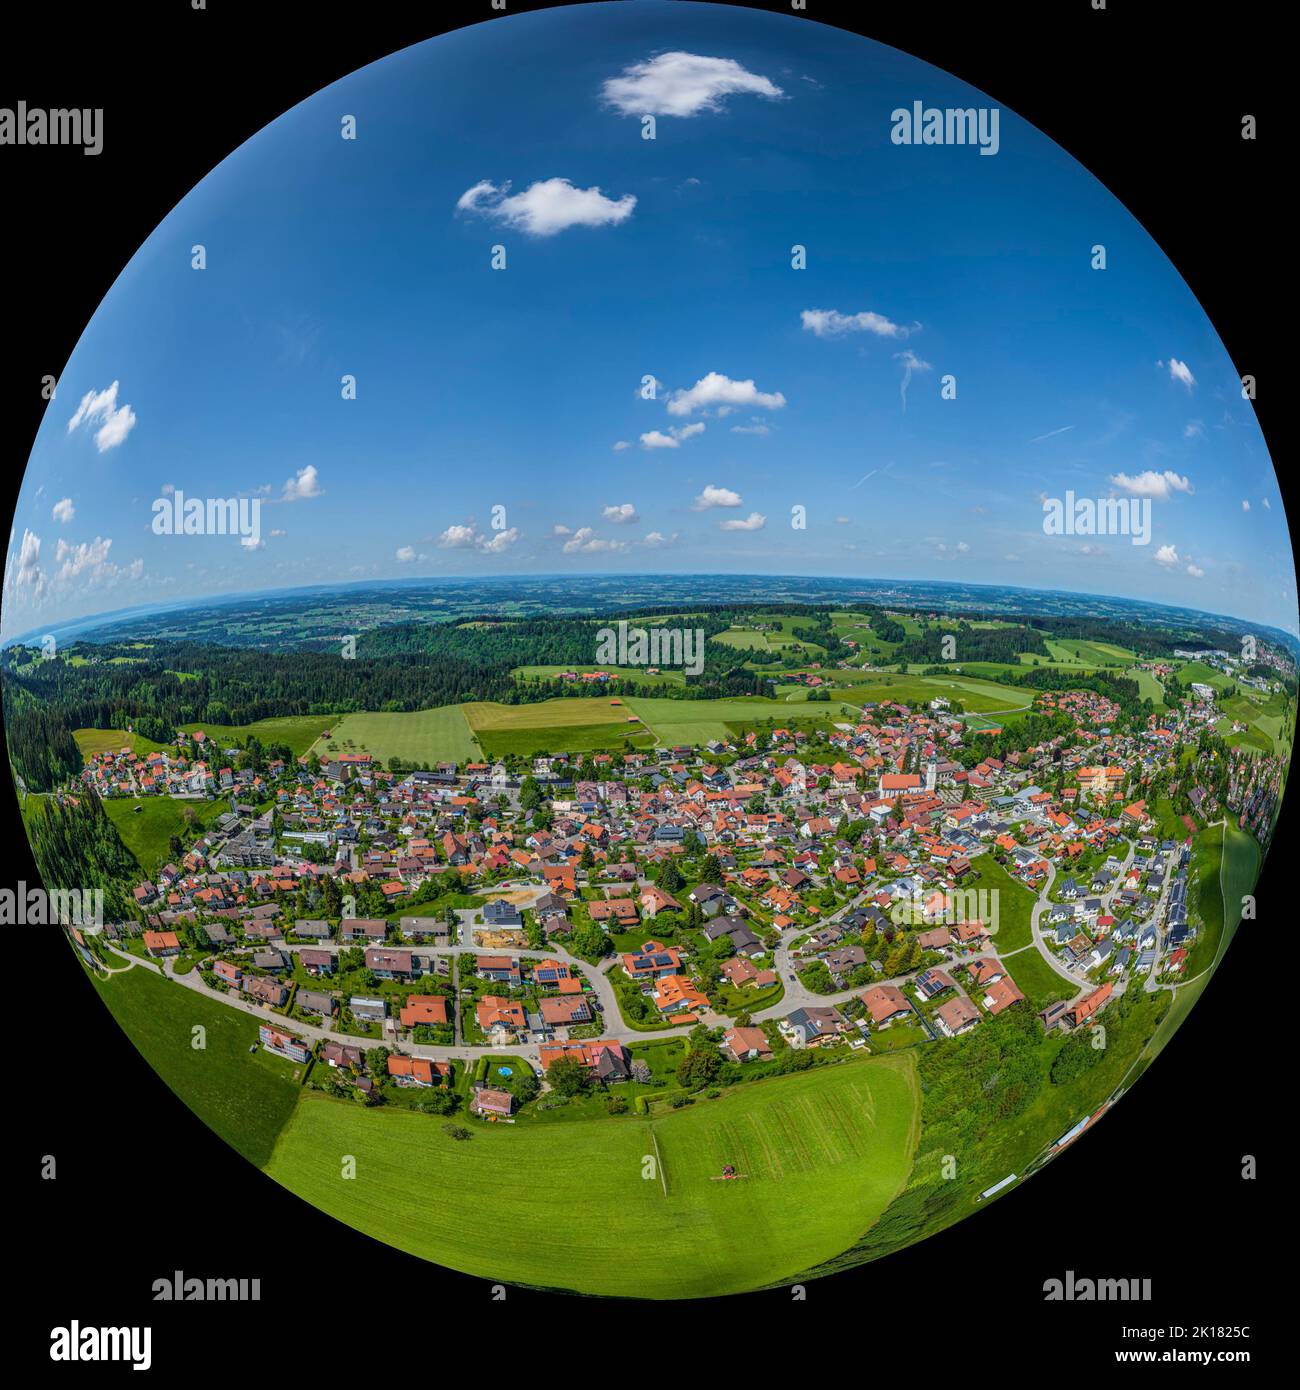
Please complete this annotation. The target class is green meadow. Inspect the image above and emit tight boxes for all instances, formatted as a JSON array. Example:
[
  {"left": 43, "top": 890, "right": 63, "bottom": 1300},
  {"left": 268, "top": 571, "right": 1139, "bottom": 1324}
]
[{"left": 266, "top": 1053, "right": 919, "bottom": 1298}]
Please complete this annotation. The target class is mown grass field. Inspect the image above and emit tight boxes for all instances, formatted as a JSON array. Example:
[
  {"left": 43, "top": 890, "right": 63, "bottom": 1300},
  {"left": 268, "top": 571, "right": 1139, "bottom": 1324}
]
[
  {"left": 181, "top": 715, "right": 337, "bottom": 757},
  {"left": 73, "top": 728, "right": 172, "bottom": 760},
  {"left": 103, "top": 796, "right": 232, "bottom": 875},
  {"left": 90, "top": 963, "right": 300, "bottom": 1167},
  {"left": 999, "top": 946, "right": 1074, "bottom": 1010},
  {"left": 466, "top": 697, "right": 656, "bottom": 757},
  {"left": 312, "top": 706, "right": 482, "bottom": 765},
  {"left": 266, "top": 1053, "right": 920, "bottom": 1298},
  {"left": 628, "top": 695, "right": 856, "bottom": 747},
  {"left": 968, "top": 854, "right": 1036, "bottom": 952},
  {"left": 817, "top": 672, "right": 1031, "bottom": 715},
  {"left": 1185, "top": 819, "right": 1260, "bottom": 981},
  {"left": 75, "top": 715, "right": 335, "bottom": 764}
]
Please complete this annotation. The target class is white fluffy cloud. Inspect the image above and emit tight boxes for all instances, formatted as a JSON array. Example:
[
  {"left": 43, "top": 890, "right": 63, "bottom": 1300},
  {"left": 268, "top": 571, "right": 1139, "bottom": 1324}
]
[
  {"left": 601, "top": 51, "right": 782, "bottom": 117},
  {"left": 282, "top": 465, "right": 322, "bottom": 501},
  {"left": 456, "top": 177, "right": 635, "bottom": 237},
  {"left": 395, "top": 545, "right": 417, "bottom": 562},
  {"left": 643, "top": 531, "right": 678, "bottom": 548},
  {"left": 51, "top": 497, "right": 75, "bottom": 524},
  {"left": 693, "top": 484, "right": 742, "bottom": 510},
  {"left": 562, "top": 527, "right": 625, "bottom": 555},
  {"left": 801, "top": 308, "right": 913, "bottom": 339},
  {"left": 639, "top": 422, "right": 704, "bottom": 449},
  {"left": 66, "top": 381, "right": 136, "bottom": 451},
  {"left": 1186, "top": 562, "right": 1205, "bottom": 578},
  {"left": 719, "top": 512, "right": 766, "bottom": 532},
  {"left": 1154, "top": 544, "right": 1180, "bottom": 568},
  {"left": 55, "top": 535, "right": 112, "bottom": 579},
  {"left": 1167, "top": 358, "right": 1195, "bottom": 389},
  {"left": 612, "top": 440, "right": 631, "bottom": 452},
  {"left": 602, "top": 503, "right": 639, "bottom": 524},
  {"left": 14, "top": 529, "right": 44, "bottom": 595},
  {"left": 1242, "top": 500, "right": 1251, "bottom": 512},
  {"left": 1109, "top": 469, "right": 1191, "bottom": 500},
  {"left": 436, "top": 523, "right": 520, "bottom": 554},
  {"left": 667, "top": 372, "right": 785, "bottom": 418},
  {"left": 4, "top": 528, "right": 144, "bottom": 607}
]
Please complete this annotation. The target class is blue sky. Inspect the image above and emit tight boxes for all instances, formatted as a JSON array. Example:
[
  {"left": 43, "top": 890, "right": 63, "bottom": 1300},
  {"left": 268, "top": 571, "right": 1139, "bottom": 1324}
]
[{"left": 4, "top": 0, "right": 1293, "bottom": 638}]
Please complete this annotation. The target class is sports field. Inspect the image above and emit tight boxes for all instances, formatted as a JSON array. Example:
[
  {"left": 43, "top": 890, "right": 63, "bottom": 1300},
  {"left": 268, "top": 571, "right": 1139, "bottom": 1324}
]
[
  {"left": 312, "top": 706, "right": 482, "bottom": 765},
  {"left": 266, "top": 1053, "right": 920, "bottom": 1298}
]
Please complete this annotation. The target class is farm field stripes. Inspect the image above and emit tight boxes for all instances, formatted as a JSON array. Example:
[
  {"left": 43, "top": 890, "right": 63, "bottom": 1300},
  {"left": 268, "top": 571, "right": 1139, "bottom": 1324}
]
[{"left": 265, "top": 1054, "right": 919, "bottom": 1298}]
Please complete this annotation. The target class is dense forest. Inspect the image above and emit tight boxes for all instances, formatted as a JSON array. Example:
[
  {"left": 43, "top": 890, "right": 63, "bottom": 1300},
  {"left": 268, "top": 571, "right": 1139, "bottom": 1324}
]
[{"left": 25, "top": 793, "right": 141, "bottom": 920}]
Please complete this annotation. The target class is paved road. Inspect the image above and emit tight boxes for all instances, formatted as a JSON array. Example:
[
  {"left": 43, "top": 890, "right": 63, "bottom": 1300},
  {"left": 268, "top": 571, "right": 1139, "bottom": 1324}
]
[{"left": 100, "top": 832, "right": 1198, "bottom": 1067}]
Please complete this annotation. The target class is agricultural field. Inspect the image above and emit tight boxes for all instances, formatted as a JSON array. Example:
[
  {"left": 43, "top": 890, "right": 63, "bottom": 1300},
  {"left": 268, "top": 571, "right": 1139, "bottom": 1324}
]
[
  {"left": 74, "top": 715, "right": 337, "bottom": 765},
  {"left": 1174, "top": 660, "right": 1235, "bottom": 691},
  {"left": 465, "top": 697, "right": 656, "bottom": 758},
  {"left": 90, "top": 964, "right": 300, "bottom": 1168},
  {"left": 1213, "top": 687, "right": 1290, "bottom": 754},
  {"left": 265, "top": 1052, "right": 919, "bottom": 1298},
  {"left": 840, "top": 672, "right": 1032, "bottom": 715},
  {"left": 772, "top": 671, "right": 1027, "bottom": 716},
  {"left": 103, "top": 796, "right": 232, "bottom": 875},
  {"left": 1040, "top": 637, "right": 1137, "bottom": 668},
  {"left": 1184, "top": 820, "right": 1260, "bottom": 982},
  {"left": 73, "top": 728, "right": 172, "bottom": 761},
  {"left": 711, "top": 614, "right": 825, "bottom": 656},
  {"left": 182, "top": 715, "right": 338, "bottom": 757},
  {"left": 628, "top": 695, "right": 856, "bottom": 747},
  {"left": 1127, "top": 666, "right": 1168, "bottom": 705},
  {"left": 827, "top": 611, "right": 902, "bottom": 659},
  {"left": 312, "top": 706, "right": 482, "bottom": 765}
]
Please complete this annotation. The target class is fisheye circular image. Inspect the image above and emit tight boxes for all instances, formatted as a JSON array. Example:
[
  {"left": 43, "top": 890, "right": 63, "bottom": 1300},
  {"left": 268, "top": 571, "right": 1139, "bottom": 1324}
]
[{"left": 3, "top": 2, "right": 1292, "bottom": 1299}]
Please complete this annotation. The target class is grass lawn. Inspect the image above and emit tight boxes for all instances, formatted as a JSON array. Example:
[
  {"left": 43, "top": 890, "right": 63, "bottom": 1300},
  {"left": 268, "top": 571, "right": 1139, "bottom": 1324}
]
[
  {"left": 780, "top": 672, "right": 1030, "bottom": 717},
  {"left": 265, "top": 1052, "right": 919, "bottom": 1298},
  {"left": 1000, "top": 947, "right": 1074, "bottom": 1011},
  {"left": 73, "top": 727, "right": 173, "bottom": 760},
  {"left": 103, "top": 796, "right": 232, "bottom": 875},
  {"left": 180, "top": 715, "right": 337, "bottom": 756},
  {"left": 1127, "top": 666, "right": 1168, "bottom": 706},
  {"left": 969, "top": 856, "right": 1035, "bottom": 952},
  {"left": 628, "top": 695, "right": 856, "bottom": 747},
  {"left": 464, "top": 697, "right": 656, "bottom": 758},
  {"left": 89, "top": 964, "right": 300, "bottom": 1167},
  {"left": 311, "top": 706, "right": 481, "bottom": 766},
  {"left": 1184, "top": 820, "right": 1260, "bottom": 982}
]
